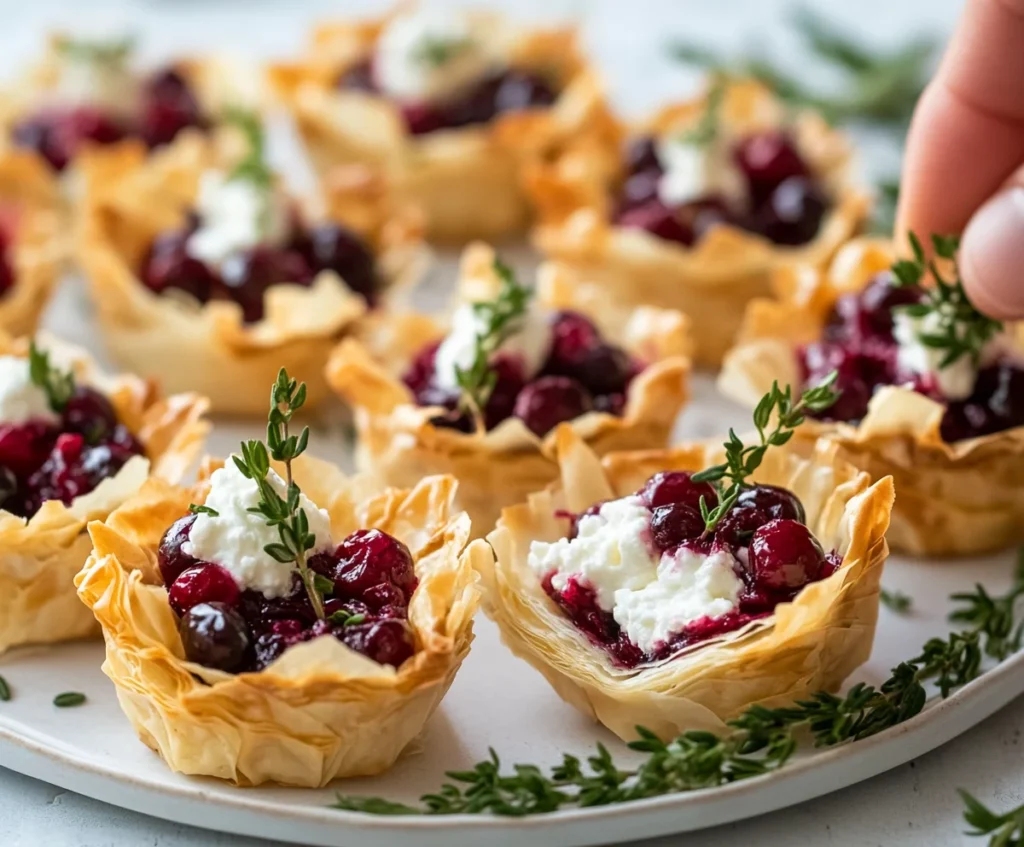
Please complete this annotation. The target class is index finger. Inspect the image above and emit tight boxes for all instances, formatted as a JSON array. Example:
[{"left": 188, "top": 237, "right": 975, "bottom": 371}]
[{"left": 895, "top": 0, "right": 1024, "bottom": 242}]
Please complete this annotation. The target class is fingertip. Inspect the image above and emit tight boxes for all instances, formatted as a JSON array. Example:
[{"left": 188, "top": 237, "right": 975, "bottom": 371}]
[{"left": 960, "top": 186, "right": 1024, "bottom": 320}]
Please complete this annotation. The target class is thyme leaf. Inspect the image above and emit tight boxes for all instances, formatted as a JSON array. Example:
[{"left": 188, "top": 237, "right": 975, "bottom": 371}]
[
  {"left": 961, "top": 791, "right": 1024, "bottom": 845},
  {"left": 0, "top": 675, "right": 10, "bottom": 702},
  {"left": 53, "top": 692, "right": 86, "bottom": 708},
  {"left": 880, "top": 588, "right": 912, "bottom": 614},
  {"left": 28, "top": 341, "right": 75, "bottom": 413},
  {"left": 412, "top": 36, "right": 473, "bottom": 67},
  {"left": 188, "top": 504, "right": 219, "bottom": 517},
  {"left": 680, "top": 78, "right": 726, "bottom": 146}
]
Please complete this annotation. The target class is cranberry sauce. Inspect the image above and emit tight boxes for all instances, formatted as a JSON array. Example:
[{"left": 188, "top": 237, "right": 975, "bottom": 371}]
[
  {"left": 140, "top": 215, "right": 379, "bottom": 324},
  {"left": 161, "top": 518, "right": 418, "bottom": 673},
  {"left": 798, "top": 271, "right": 1024, "bottom": 441},
  {"left": 0, "top": 226, "right": 16, "bottom": 299},
  {"left": 612, "top": 131, "right": 829, "bottom": 248},
  {"left": 338, "top": 59, "right": 557, "bottom": 136},
  {"left": 543, "top": 472, "right": 836, "bottom": 668},
  {"left": 0, "top": 387, "right": 145, "bottom": 518},
  {"left": 401, "top": 310, "right": 638, "bottom": 436},
  {"left": 12, "top": 67, "right": 208, "bottom": 172}
]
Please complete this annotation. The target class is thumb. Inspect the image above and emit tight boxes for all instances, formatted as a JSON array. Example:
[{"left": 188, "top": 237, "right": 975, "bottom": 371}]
[{"left": 961, "top": 183, "right": 1024, "bottom": 320}]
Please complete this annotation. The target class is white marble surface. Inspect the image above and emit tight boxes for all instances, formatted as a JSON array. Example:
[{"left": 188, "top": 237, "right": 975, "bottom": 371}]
[{"left": 3, "top": 1, "right": 1019, "bottom": 845}]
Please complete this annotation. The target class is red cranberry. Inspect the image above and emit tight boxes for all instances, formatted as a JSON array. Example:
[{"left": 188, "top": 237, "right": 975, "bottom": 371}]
[
  {"left": 341, "top": 619, "right": 415, "bottom": 667},
  {"left": 269, "top": 619, "right": 305, "bottom": 637},
  {"left": 566, "top": 343, "right": 633, "bottom": 397},
  {"left": 0, "top": 421, "right": 57, "bottom": 477},
  {"left": 218, "top": 246, "right": 313, "bottom": 323},
  {"left": 179, "top": 602, "right": 251, "bottom": 672},
  {"left": 749, "top": 519, "right": 825, "bottom": 591},
  {"left": 168, "top": 563, "right": 240, "bottom": 616},
  {"left": 402, "top": 340, "right": 442, "bottom": 397},
  {"left": 12, "top": 107, "right": 126, "bottom": 172},
  {"left": 941, "top": 361, "right": 1024, "bottom": 441},
  {"left": 750, "top": 176, "right": 828, "bottom": 246},
  {"left": 142, "top": 230, "right": 217, "bottom": 302},
  {"left": 332, "top": 529, "right": 417, "bottom": 604},
  {"left": 545, "top": 574, "right": 645, "bottom": 667},
  {"left": 650, "top": 503, "right": 704, "bottom": 552},
  {"left": 0, "top": 246, "right": 14, "bottom": 299},
  {"left": 546, "top": 310, "right": 600, "bottom": 372},
  {"left": 734, "top": 132, "right": 808, "bottom": 204},
  {"left": 401, "top": 102, "right": 448, "bottom": 135},
  {"left": 293, "top": 222, "right": 378, "bottom": 303},
  {"left": 593, "top": 392, "right": 626, "bottom": 416},
  {"left": 641, "top": 471, "right": 717, "bottom": 511},
  {"left": 61, "top": 386, "right": 118, "bottom": 442},
  {"left": 361, "top": 582, "right": 407, "bottom": 612},
  {"left": 139, "top": 68, "right": 206, "bottom": 148},
  {"left": 800, "top": 342, "right": 875, "bottom": 423},
  {"left": 513, "top": 375, "right": 593, "bottom": 437},
  {"left": 714, "top": 506, "right": 771, "bottom": 550},
  {"left": 858, "top": 274, "right": 924, "bottom": 338},
  {"left": 237, "top": 582, "right": 316, "bottom": 635},
  {"left": 623, "top": 136, "right": 661, "bottom": 175},
  {"left": 482, "top": 355, "right": 526, "bottom": 430},
  {"left": 616, "top": 199, "right": 696, "bottom": 246},
  {"left": 675, "top": 196, "right": 737, "bottom": 242},
  {"left": 735, "top": 484, "right": 805, "bottom": 523},
  {"left": 252, "top": 632, "right": 286, "bottom": 669},
  {"left": 158, "top": 514, "right": 200, "bottom": 585}
]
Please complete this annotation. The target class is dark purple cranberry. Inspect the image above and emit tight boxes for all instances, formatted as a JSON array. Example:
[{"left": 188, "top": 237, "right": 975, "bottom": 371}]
[
  {"left": 402, "top": 340, "right": 442, "bottom": 397},
  {"left": 337, "top": 59, "right": 378, "bottom": 93},
  {"left": 616, "top": 199, "right": 695, "bottom": 246},
  {"left": 734, "top": 131, "right": 808, "bottom": 204},
  {"left": 158, "top": 514, "right": 200, "bottom": 585},
  {"left": 0, "top": 421, "right": 56, "bottom": 477},
  {"left": 800, "top": 342, "right": 875, "bottom": 423},
  {"left": 294, "top": 222, "right": 378, "bottom": 303},
  {"left": 714, "top": 506, "right": 771, "bottom": 551},
  {"left": 218, "top": 246, "right": 313, "bottom": 323},
  {"left": 592, "top": 392, "right": 626, "bottom": 416},
  {"left": 735, "top": 484, "right": 805, "bottom": 523},
  {"left": 61, "top": 386, "right": 118, "bottom": 443},
  {"left": 332, "top": 528, "right": 417, "bottom": 603},
  {"left": 179, "top": 602, "right": 250, "bottom": 672},
  {"left": 513, "top": 375, "right": 593, "bottom": 437},
  {"left": 828, "top": 272, "right": 925, "bottom": 342},
  {"left": 238, "top": 583, "right": 317, "bottom": 635},
  {"left": 641, "top": 470, "right": 717, "bottom": 511},
  {"left": 650, "top": 503, "right": 704, "bottom": 552},
  {"left": 341, "top": 619, "right": 416, "bottom": 667},
  {"left": 13, "top": 106, "right": 127, "bottom": 172},
  {"left": 544, "top": 574, "right": 645, "bottom": 667},
  {"left": 545, "top": 311, "right": 600, "bottom": 373},
  {"left": 270, "top": 619, "right": 305, "bottom": 637},
  {"left": 401, "top": 102, "right": 448, "bottom": 135},
  {"left": 623, "top": 136, "right": 661, "bottom": 175},
  {"left": 482, "top": 355, "right": 526, "bottom": 430},
  {"left": 361, "top": 582, "right": 407, "bottom": 612},
  {"left": 618, "top": 171, "right": 661, "bottom": 210},
  {"left": 941, "top": 361, "right": 1024, "bottom": 441},
  {"left": 139, "top": 67, "right": 206, "bottom": 148},
  {"left": 252, "top": 632, "right": 286, "bottom": 669},
  {"left": 323, "top": 598, "right": 371, "bottom": 621},
  {"left": 168, "top": 563, "right": 240, "bottom": 616},
  {"left": 749, "top": 519, "right": 825, "bottom": 591},
  {"left": 0, "top": 235, "right": 14, "bottom": 299},
  {"left": 142, "top": 230, "right": 217, "bottom": 302},
  {"left": 445, "top": 69, "right": 556, "bottom": 128},
  {"left": 750, "top": 176, "right": 828, "bottom": 246},
  {"left": 566, "top": 343, "right": 633, "bottom": 397},
  {"left": 675, "top": 196, "right": 737, "bottom": 242}
]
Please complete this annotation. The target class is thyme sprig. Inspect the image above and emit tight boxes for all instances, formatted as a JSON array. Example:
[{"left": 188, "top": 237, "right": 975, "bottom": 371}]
[
  {"left": 680, "top": 77, "right": 726, "bottom": 146},
  {"left": 892, "top": 233, "right": 1004, "bottom": 370},
  {"left": 690, "top": 372, "right": 841, "bottom": 533},
  {"left": 223, "top": 107, "right": 272, "bottom": 190},
  {"left": 333, "top": 558, "right": 1024, "bottom": 816},
  {"left": 961, "top": 791, "right": 1024, "bottom": 846},
  {"left": 28, "top": 341, "right": 75, "bottom": 413},
  {"left": 54, "top": 34, "right": 135, "bottom": 65},
  {"left": 412, "top": 36, "right": 473, "bottom": 67},
  {"left": 880, "top": 587, "right": 912, "bottom": 614},
  {"left": 233, "top": 368, "right": 324, "bottom": 619},
  {"left": 454, "top": 259, "right": 532, "bottom": 431}
]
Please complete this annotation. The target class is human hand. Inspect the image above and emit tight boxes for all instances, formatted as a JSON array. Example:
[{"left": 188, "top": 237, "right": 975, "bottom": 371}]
[{"left": 896, "top": 0, "right": 1024, "bottom": 319}]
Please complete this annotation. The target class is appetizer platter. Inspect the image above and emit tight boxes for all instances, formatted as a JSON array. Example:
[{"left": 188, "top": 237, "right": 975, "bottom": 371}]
[{"left": 0, "top": 3, "right": 1021, "bottom": 846}]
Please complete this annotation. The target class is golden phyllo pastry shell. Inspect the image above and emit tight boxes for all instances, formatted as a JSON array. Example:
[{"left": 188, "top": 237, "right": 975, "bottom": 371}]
[
  {"left": 720, "top": 237, "right": 1024, "bottom": 556},
  {"left": 527, "top": 78, "right": 871, "bottom": 367},
  {"left": 76, "top": 456, "right": 486, "bottom": 787},
  {"left": 326, "top": 242, "right": 692, "bottom": 537},
  {"left": 479, "top": 427, "right": 893, "bottom": 741},
  {"left": 76, "top": 128, "right": 426, "bottom": 416},
  {"left": 269, "top": 8, "right": 617, "bottom": 242},
  {"left": 0, "top": 333, "right": 208, "bottom": 654},
  {"left": 0, "top": 150, "right": 65, "bottom": 336}
]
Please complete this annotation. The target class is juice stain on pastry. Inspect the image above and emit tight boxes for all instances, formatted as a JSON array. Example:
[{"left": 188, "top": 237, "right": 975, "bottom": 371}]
[
  {"left": 0, "top": 344, "right": 145, "bottom": 518},
  {"left": 337, "top": 6, "right": 557, "bottom": 135},
  {"left": 10, "top": 35, "right": 208, "bottom": 171}
]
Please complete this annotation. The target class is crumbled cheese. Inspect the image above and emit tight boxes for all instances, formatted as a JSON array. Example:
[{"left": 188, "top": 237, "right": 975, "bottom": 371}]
[
  {"left": 432, "top": 302, "right": 554, "bottom": 392},
  {"left": 185, "top": 171, "right": 290, "bottom": 268},
  {"left": 0, "top": 356, "right": 58, "bottom": 425},
  {"left": 183, "top": 460, "right": 333, "bottom": 599},
  {"left": 530, "top": 494, "right": 744, "bottom": 654},
  {"left": 375, "top": 8, "right": 496, "bottom": 103},
  {"left": 656, "top": 134, "right": 747, "bottom": 209}
]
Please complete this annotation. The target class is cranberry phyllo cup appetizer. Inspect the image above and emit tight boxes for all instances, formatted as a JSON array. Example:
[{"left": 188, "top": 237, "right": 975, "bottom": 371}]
[
  {"left": 0, "top": 149, "right": 65, "bottom": 336},
  {"left": 327, "top": 244, "right": 692, "bottom": 536},
  {"left": 0, "top": 335, "right": 208, "bottom": 655},
  {"left": 0, "top": 32, "right": 254, "bottom": 176},
  {"left": 76, "top": 370, "right": 484, "bottom": 787},
  {"left": 527, "top": 78, "right": 871, "bottom": 367},
  {"left": 269, "top": 4, "right": 615, "bottom": 242},
  {"left": 479, "top": 378, "right": 894, "bottom": 741},
  {"left": 77, "top": 110, "right": 425, "bottom": 416},
  {"left": 720, "top": 236, "right": 1024, "bottom": 556}
]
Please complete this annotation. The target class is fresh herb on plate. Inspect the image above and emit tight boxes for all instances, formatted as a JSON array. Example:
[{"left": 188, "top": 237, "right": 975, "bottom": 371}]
[
  {"left": 454, "top": 259, "right": 533, "bottom": 432},
  {"left": 893, "top": 233, "right": 1004, "bottom": 370},
  {"left": 691, "top": 372, "right": 841, "bottom": 533},
  {"left": 960, "top": 790, "right": 1024, "bottom": 846},
  {"left": 28, "top": 341, "right": 75, "bottom": 413},
  {"left": 880, "top": 587, "right": 912, "bottom": 614},
  {"left": 53, "top": 692, "right": 86, "bottom": 708},
  {"left": 332, "top": 555, "right": 1024, "bottom": 816},
  {"left": 0, "top": 675, "right": 10, "bottom": 702}
]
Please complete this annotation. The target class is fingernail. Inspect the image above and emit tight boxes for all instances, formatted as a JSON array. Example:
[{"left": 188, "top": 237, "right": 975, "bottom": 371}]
[{"left": 961, "top": 186, "right": 1024, "bottom": 320}]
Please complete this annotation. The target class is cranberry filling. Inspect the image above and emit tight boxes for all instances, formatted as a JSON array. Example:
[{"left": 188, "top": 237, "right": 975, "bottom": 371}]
[
  {"left": 338, "top": 59, "right": 557, "bottom": 136},
  {"left": 543, "top": 476, "right": 837, "bottom": 668},
  {"left": 798, "top": 271, "right": 1024, "bottom": 441},
  {"left": 11, "top": 65, "right": 208, "bottom": 172},
  {"left": 139, "top": 216, "right": 380, "bottom": 324},
  {"left": 0, "top": 228, "right": 15, "bottom": 300},
  {"left": 401, "top": 310, "right": 640, "bottom": 436},
  {"left": 611, "top": 131, "right": 829, "bottom": 248},
  {"left": 0, "top": 385, "right": 145, "bottom": 518},
  {"left": 162, "top": 521, "right": 419, "bottom": 673}
]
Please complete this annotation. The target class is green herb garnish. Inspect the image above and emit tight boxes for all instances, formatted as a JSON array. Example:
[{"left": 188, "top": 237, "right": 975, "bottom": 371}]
[
  {"left": 223, "top": 107, "right": 272, "bottom": 190},
  {"left": 188, "top": 504, "right": 219, "bottom": 517},
  {"left": 454, "top": 259, "right": 533, "bottom": 432},
  {"left": 0, "top": 675, "right": 10, "bottom": 702},
  {"left": 961, "top": 790, "right": 1024, "bottom": 845},
  {"left": 412, "top": 36, "right": 473, "bottom": 67},
  {"left": 880, "top": 587, "right": 912, "bottom": 614},
  {"left": 333, "top": 557, "right": 1024, "bottom": 816},
  {"left": 28, "top": 341, "right": 75, "bottom": 413},
  {"left": 53, "top": 34, "right": 134, "bottom": 65},
  {"left": 233, "top": 368, "right": 324, "bottom": 620},
  {"left": 328, "top": 610, "right": 367, "bottom": 627},
  {"left": 680, "top": 77, "right": 726, "bottom": 146},
  {"left": 892, "top": 233, "right": 1004, "bottom": 370},
  {"left": 691, "top": 372, "right": 841, "bottom": 533},
  {"left": 53, "top": 692, "right": 86, "bottom": 708}
]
